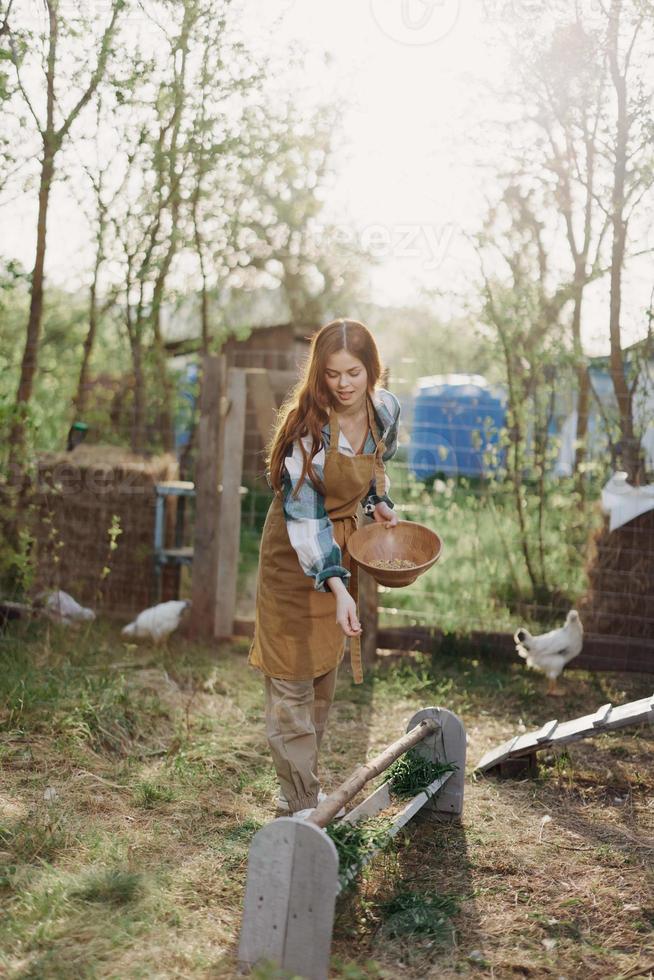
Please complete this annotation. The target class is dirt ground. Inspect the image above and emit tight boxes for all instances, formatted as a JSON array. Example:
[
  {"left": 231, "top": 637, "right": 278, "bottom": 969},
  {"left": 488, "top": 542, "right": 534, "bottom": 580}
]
[{"left": 1, "top": 623, "right": 653, "bottom": 979}]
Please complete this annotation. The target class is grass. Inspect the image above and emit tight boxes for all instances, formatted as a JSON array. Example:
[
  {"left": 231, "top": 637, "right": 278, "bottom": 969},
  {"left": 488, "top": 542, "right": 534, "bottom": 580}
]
[
  {"left": 71, "top": 869, "right": 142, "bottom": 905},
  {"left": 378, "top": 889, "right": 459, "bottom": 943},
  {"left": 133, "top": 782, "right": 174, "bottom": 809},
  {"left": 0, "top": 618, "right": 653, "bottom": 978}
]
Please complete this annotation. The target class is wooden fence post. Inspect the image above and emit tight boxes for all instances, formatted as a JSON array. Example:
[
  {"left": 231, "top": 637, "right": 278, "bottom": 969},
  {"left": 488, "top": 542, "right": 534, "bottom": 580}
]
[
  {"left": 214, "top": 367, "right": 247, "bottom": 639},
  {"left": 245, "top": 366, "right": 278, "bottom": 445},
  {"left": 189, "top": 355, "right": 226, "bottom": 638}
]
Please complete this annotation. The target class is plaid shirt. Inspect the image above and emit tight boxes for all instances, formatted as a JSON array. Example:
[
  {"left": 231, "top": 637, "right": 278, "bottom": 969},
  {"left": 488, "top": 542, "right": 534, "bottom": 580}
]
[{"left": 277, "top": 388, "right": 401, "bottom": 592}]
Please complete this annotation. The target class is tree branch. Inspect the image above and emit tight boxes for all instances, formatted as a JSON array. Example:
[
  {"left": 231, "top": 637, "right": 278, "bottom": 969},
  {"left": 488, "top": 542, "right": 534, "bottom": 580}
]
[{"left": 56, "top": 0, "right": 124, "bottom": 143}]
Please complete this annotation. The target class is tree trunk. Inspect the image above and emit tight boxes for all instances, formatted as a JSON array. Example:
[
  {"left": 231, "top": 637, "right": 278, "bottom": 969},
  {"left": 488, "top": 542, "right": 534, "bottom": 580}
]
[
  {"left": 130, "top": 340, "right": 146, "bottom": 455},
  {"left": 607, "top": 0, "right": 643, "bottom": 484},
  {"left": 73, "top": 265, "right": 100, "bottom": 419},
  {"left": 152, "top": 305, "right": 175, "bottom": 454},
  {"left": 7, "top": 139, "right": 56, "bottom": 488},
  {"left": 570, "top": 282, "right": 590, "bottom": 496},
  {"left": 125, "top": 276, "right": 147, "bottom": 455}
]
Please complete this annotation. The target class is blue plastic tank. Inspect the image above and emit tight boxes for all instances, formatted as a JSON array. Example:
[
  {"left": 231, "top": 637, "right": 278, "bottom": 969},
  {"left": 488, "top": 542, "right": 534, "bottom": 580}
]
[{"left": 409, "top": 374, "right": 507, "bottom": 480}]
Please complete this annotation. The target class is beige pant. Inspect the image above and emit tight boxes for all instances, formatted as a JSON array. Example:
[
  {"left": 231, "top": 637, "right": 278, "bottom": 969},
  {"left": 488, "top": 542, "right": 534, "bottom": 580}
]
[{"left": 264, "top": 668, "right": 338, "bottom": 812}]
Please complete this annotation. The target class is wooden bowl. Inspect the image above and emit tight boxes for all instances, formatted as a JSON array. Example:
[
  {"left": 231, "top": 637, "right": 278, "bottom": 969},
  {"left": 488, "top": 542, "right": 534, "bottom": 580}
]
[{"left": 347, "top": 520, "right": 442, "bottom": 588}]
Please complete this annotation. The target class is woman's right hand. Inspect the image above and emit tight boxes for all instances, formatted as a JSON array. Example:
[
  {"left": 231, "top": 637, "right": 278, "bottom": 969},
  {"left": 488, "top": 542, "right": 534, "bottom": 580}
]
[{"left": 335, "top": 590, "right": 362, "bottom": 638}]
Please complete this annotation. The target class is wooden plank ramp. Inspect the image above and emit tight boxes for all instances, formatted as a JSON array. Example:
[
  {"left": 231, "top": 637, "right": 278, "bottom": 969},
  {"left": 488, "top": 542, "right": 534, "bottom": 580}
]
[{"left": 475, "top": 693, "right": 654, "bottom": 776}]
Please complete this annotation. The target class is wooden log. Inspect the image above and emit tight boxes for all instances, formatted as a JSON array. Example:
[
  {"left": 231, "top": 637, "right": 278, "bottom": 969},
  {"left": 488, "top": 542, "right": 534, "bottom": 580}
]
[
  {"left": 189, "top": 355, "right": 226, "bottom": 638},
  {"left": 308, "top": 717, "right": 439, "bottom": 828},
  {"left": 214, "top": 368, "right": 247, "bottom": 639}
]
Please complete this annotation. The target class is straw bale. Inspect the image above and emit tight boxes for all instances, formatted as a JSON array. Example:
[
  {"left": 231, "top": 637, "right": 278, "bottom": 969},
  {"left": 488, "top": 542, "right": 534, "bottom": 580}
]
[
  {"left": 32, "top": 445, "right": 178, "bottom": 615},
  {"left": 580, "top": 509, "right": 654, "bottom": 641}
]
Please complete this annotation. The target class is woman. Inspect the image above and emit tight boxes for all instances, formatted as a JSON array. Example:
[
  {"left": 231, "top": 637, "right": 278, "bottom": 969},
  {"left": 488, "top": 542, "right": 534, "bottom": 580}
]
[{"left": 248, "top": 319, "right": 401, "bottom": 817}]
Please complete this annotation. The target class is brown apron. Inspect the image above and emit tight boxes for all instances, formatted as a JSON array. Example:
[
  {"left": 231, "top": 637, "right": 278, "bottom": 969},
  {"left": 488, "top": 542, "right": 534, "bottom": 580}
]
[{"left": 248, "top": 394, "right": 387, "bottom": 684}]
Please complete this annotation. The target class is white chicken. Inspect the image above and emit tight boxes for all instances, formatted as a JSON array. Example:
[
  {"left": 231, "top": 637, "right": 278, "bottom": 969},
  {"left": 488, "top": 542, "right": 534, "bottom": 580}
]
[
  {"left": 514, "top": 610, "right": 583, "bottom": 696},
  {"left": 121, "top": 599, "right": 190, "bottom": 644},
  {"left": 44, "top": 590, "right": 95, "bottom": 625}
]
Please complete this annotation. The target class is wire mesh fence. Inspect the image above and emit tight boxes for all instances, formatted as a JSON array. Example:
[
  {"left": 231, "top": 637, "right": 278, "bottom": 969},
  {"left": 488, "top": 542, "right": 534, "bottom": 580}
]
[
  {"left": 232, "top": 363, "right": 654, "bottom": 650},
  {"left": 19, "top": 346, "right": 653, "bottom": 653}
]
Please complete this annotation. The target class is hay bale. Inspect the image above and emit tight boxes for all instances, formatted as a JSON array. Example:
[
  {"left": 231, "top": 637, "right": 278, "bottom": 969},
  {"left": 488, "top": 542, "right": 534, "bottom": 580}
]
[
  {"left": 32, "top": 445, "right": 178, "bottom": 616},
  {"left": 580, "top": 509, "right": 654, "bottom": 640}
]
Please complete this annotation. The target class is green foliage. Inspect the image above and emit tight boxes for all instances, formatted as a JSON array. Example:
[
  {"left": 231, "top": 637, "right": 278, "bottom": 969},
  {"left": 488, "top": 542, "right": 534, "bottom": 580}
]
[
  {"left": 326, "top": 818, "right": 393, "bottom": 891},
  {"left": 59, "top": 674, "right": 138, "bottom": 754},
  {"left": 385, "top": 749, "right": 457, "bottom": 799},
  {"left": 0, "top": 272, "right": 129, "bottom": 458},
  {"left": 94, "top": 513, "right": 123, "bottom": 607},
  {"left": 380, "top": 310, "right": 496, "bottom": 387}
]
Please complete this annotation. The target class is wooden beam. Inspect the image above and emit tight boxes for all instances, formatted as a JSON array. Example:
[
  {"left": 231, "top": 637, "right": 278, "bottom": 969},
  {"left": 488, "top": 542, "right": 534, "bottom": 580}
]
[
  {"left": 375, "top": 626, "right": 654, "bottom": 674},
  {"left": 189, "top": 355, "right": 225, "bottom": 638},
  {"left": 229, "top": 619, "right": 654, "bottom": 674},
  {"left": 245, "top": 367, "right": 278, "bottom": 445},
  {"left": 266, "top": 368, "right": 300, "bottom": 393},
  {"left": 214, "top": 368, "right": 247, "bottom": 640}
]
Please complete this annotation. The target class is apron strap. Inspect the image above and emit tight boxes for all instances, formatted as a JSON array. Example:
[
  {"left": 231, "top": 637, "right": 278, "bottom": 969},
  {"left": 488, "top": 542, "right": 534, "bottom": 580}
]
[
  {"left": 366, "top": 395, "right": 387, "bottom": 499},
  {"left": 349, "top": 556, "right": 364, "bottom": 684}
]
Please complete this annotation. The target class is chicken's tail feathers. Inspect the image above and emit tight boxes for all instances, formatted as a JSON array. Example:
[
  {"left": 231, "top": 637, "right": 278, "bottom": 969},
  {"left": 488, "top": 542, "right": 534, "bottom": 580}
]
[{"left": 514, "top": 627, "right": 531, "bottom": 645}]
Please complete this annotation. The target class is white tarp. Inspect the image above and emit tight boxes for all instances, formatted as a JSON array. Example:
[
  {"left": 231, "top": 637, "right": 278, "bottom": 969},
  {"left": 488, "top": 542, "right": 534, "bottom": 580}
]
[{"left": 601, "top": 471, "right": 654, "bottom": 532}]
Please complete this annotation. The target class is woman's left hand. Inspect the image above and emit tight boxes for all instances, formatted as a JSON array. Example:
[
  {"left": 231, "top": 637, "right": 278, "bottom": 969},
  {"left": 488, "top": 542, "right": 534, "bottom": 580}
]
[{"left": 372, "top": 501, "right": 398, "bottom": 528}]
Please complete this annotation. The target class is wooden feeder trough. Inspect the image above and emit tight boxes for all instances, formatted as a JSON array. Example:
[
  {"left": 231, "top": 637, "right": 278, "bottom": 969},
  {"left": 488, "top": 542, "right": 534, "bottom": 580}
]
[
  {"left": 238, "top": 706, "right": 466, "bottom": 980},
  {"left": 347, "top": 519, "right": 442, "bottom": 587}
]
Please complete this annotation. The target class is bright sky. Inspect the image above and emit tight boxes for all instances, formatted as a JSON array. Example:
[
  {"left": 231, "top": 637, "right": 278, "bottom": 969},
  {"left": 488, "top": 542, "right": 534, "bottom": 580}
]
[
  {"left": 2, "top": 0, "right": 652, "bottom": 356},
  {"left": 244, "top": 0, "right": 505, "bottom": 312}
]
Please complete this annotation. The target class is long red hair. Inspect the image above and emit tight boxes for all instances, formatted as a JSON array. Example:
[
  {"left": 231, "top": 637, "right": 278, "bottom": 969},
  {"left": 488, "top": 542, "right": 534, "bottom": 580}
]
[{"left": 267, "top": 319, "right": 383, "bottom": 497}]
